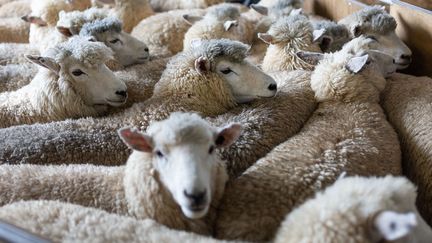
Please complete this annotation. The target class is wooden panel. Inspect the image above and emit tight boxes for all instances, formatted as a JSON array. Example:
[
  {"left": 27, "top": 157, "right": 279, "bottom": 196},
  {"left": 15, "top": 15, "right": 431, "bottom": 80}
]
[
  {"left": 390, "top": 1, "right": 432, "bottom": 77},
  {"left": 304, "top": 0, "right": 368, "bottom": 20},
  {"left": 401, "top": 0, "right": 432, "bottom": 11}
]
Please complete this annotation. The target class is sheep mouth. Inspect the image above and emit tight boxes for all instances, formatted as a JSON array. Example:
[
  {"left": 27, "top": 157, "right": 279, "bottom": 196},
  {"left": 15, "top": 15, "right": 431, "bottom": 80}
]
[
  {"left": 187, "top": 205, "right": 207, "bottom": 212},
  {"left": 394, "top": 62, "right": 410, "bottom": 69},
  {"left": 106, "top": 99, "right": 127, "bottom": 106}
]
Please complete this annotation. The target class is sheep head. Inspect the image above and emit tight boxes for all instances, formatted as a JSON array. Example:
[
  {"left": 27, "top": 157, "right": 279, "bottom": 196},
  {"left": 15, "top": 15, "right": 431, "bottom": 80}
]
[
  {"left": 26, "top": 36, "right": 127, "bottom": 109},
  {"left": 300, "top": 36, "right": 397, "bottom": 103},
  {"left": 338, "top": 5, "right": 412, "bottom": 69},
  {"left": 119, "top": 112, "right": 241, "bottom": 219}
]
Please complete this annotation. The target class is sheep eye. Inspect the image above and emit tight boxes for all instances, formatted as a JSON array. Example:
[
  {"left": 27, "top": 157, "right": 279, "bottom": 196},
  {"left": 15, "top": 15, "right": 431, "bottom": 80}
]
[
  {"left": 110, "top": 39, "right": 121, "bottom": 44},
  {"left": 367, "top": 35, "right": 378, "bottom": 42},
  {"left": 208, "top": 145, "right": 215, "bottom": 154},
  {"left": 221, "top": 68, "right": 232, "bottom": 74},
  {"left": 155, "top": 150, "right": 164, "bottom": 158},
  {"left": 72, "top": 69, "right": 85, "bottom": 76}
]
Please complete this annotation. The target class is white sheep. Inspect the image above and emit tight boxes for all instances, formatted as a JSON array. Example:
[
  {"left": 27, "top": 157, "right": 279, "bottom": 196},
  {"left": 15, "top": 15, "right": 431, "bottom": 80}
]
[
  {"left": 183, "top": 4, "right": 255, "bottom": 49},
  {"left": 0, "top": 112, "right": 242, "bottom": 235},
  {"left": 275, "top": 175, "right": 432, "bottom": 243},
  {"left": 338, "top": 5, "right": 412, "bottom": 69},
  {"left": 131, "top": 8, "right": 207, "bottom": 57},
  {"left": 382, "top": 73, "right": 432, "bottom": 227},
  {"left": 149, "top": 0, "right": 223, "bottom": 12},
  {"left": 91, "top": 0, "right": 154, "bottom": 33},
  {"left": 0, "top": 39, "right": 276, "bottom": 166},
  {"left": 0, "top": 17, "right": 30, "bottom": 43},
  {"left": 259, "top": 14, "right": 322, "bottom": 72},
  {"left": 0, "top": 36, "right": 127, "bottom": 128},
  {"left": 214, "top": 37, "right": 402, "bottom": 241}
]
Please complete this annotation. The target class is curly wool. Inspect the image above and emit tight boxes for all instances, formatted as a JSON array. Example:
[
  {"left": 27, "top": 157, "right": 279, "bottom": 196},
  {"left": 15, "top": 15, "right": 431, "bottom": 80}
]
[
  {"left": 261, "top": 14, "right": 321, "bottom": 72},
  {"left": 339, "top": 6, "right": 397, "bottom": 35},
  {"left": 48, "top": 36, "right": 114, "bottom": 68},
  {"left": 80, "top": 17, "right": 122, "bottom": 36},
  {"left": 206, "top": 4, "right": 240, "bottom": 20},
  {"left": 57, "top": 7, "right": 109, "bottom": 35}
]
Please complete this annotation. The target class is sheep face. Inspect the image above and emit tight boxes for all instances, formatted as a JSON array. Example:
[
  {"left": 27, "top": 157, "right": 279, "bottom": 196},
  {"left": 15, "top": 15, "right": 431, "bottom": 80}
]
[
  {"left": 361, "top": 32, "right": 412, "bottom": 70},
  {"left": 119, "top": 113, "right": 241, "bottom": 219},
  {"left": 26, "top": 54, "right": 127, "bottom": 107},
  {"left": 64, "top": 60, "right": 127, "bottom": 107},
  {"left": 213, "top": 59, "right": 277, "bottom": 103},
  {"left": 93, "top": 30, "right": 150, "bottom": 67}
]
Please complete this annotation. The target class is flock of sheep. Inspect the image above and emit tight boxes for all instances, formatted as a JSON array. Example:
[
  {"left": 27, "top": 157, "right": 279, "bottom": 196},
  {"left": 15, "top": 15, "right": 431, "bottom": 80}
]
[{"left": 0, "top": 0, "right": 431, "bottom": 242}]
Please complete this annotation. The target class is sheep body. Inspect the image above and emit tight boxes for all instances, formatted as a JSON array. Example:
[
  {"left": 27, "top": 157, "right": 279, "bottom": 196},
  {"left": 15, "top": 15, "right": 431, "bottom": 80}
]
[
  {"left": 149, "top": 0, "right": 223, "bottom": 12},
  {"left": 131, "top": 9, "right": 206, "bottom": 57},
  {"left": 0, "top": 201, "right": 229, "bottom": 243},
  {"left": 0, "top": 0, "right": 30, "bottom": 18},
  {"left": 382, "top": 73, "right": 432, "bottom": 226},
  {"left": 215, "top": 38, "right": 401, "bottom": 241},
  {"left": 0, "top": 17, "right": 30, "bottom": 43},
  {"left": 275, "top": 176, "right": 432, "bottom": 243}
]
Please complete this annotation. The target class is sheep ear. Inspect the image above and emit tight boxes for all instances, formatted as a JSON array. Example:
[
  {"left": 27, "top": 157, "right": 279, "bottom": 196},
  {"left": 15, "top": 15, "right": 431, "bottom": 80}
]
[
  {"left": 258, "top": 33, "right": 274, "bottom": 44},
  {"left": 346, "top": 54, "right": 369, "bottom": 73},
  {"left": 57, "top": 26, "right": 73, "bottom": 37},
  {"left": 313, "top": 28, "right": 326, "bottom": 42},
  {"left": 250, "top": 4, "right": 268, "bottom": 16},
  {"left": 290, "top": 8, "right": 303, "bottom": 16},
  {"left": 183, "top": 14, "right": 203, "bottom": 25},
  {"left": 26, "top": 55, "right": 60, "bottom": 74},
  {"left": 195, "top": 56, "right": 210, "bottom": 74},
  {"left": 352, "top": 25, "right": 363, "bottom": 37},
  {"left": 296, "top": 51, "right": 324, "bottom": 65},
  {"left": 118, "top": 127, "right": 153, "bottom": 152},
  {"left": 21, "top": 15, "right": 47, "bottom": 26},
  {"left": 373, "top": 211, "right": 417, "bottom": 241},
  {"left": 224, "top": 20, "right": 238, "bottom": 31},
  {"left": 215, "top": 123, "right": 242, "bottom": 148}
]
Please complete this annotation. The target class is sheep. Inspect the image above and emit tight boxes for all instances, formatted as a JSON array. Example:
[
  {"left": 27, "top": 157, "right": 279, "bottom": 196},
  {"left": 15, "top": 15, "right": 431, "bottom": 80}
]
[
  {"left": 214, "top": 37, "right": 402, "bottom": 241},
  {"left": 183, "top": 4, "right": 255, "bottom": 49},
  {"left": 0, "top": 112, "right": 243, "bottom": 235},
  {"left": 274, "top": 175, "right": 432, "bottom": 243},
  {"left": 381, "top": 73, "right": 432, "bottom": 226},
  {"left": 91, "top": 0, "right": 154, "bottom": 33},
  {"left": 0, "top": 0, "right": 31, "bottom": 18},
  {"left": 0, "top": 39, "right": 278, "bottom": 168},
  {"left": 0, "top": 201, "right": 229, "bottom": 243},
  {"left": 0, "top": 36, "right": 127, "bottom": 128},
  {"left": 246, "top": 0, "right": 304, "bottom": 65},
  {"left": 259, "top": 14, "right": 322, "bottom": 72},
  {"left": 131, "top": 9, "right": 207, "bottom": 57},
  {"left": 149, "top": 0, "right": 224, "bottom": 12},
  {"left": 0, "top": 12, "right": 151, "bottom": 94},
  {"left": 312, "top": 20, "right": 351, "bottom": 53},
  {"left": 338, "top": 5, "right": 412, "bottom": 70}
]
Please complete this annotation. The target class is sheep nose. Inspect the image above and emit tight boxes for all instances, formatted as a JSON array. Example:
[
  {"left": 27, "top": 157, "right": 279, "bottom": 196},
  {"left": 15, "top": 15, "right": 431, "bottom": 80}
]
[
  {"left": 268, "top": 83, "right": 277, "bottom": 91},
  {"left": 400, "top": 54, "right": 412, "bottom": 63},
  {"left": 115, "top": 90, "right": 127, "bottom": 98},
  {"left": 144, "top": 47, "right": 149, "bottom": 53},
  {"left": 184, "top": 189, "right": 206, "bottom": 206}
]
